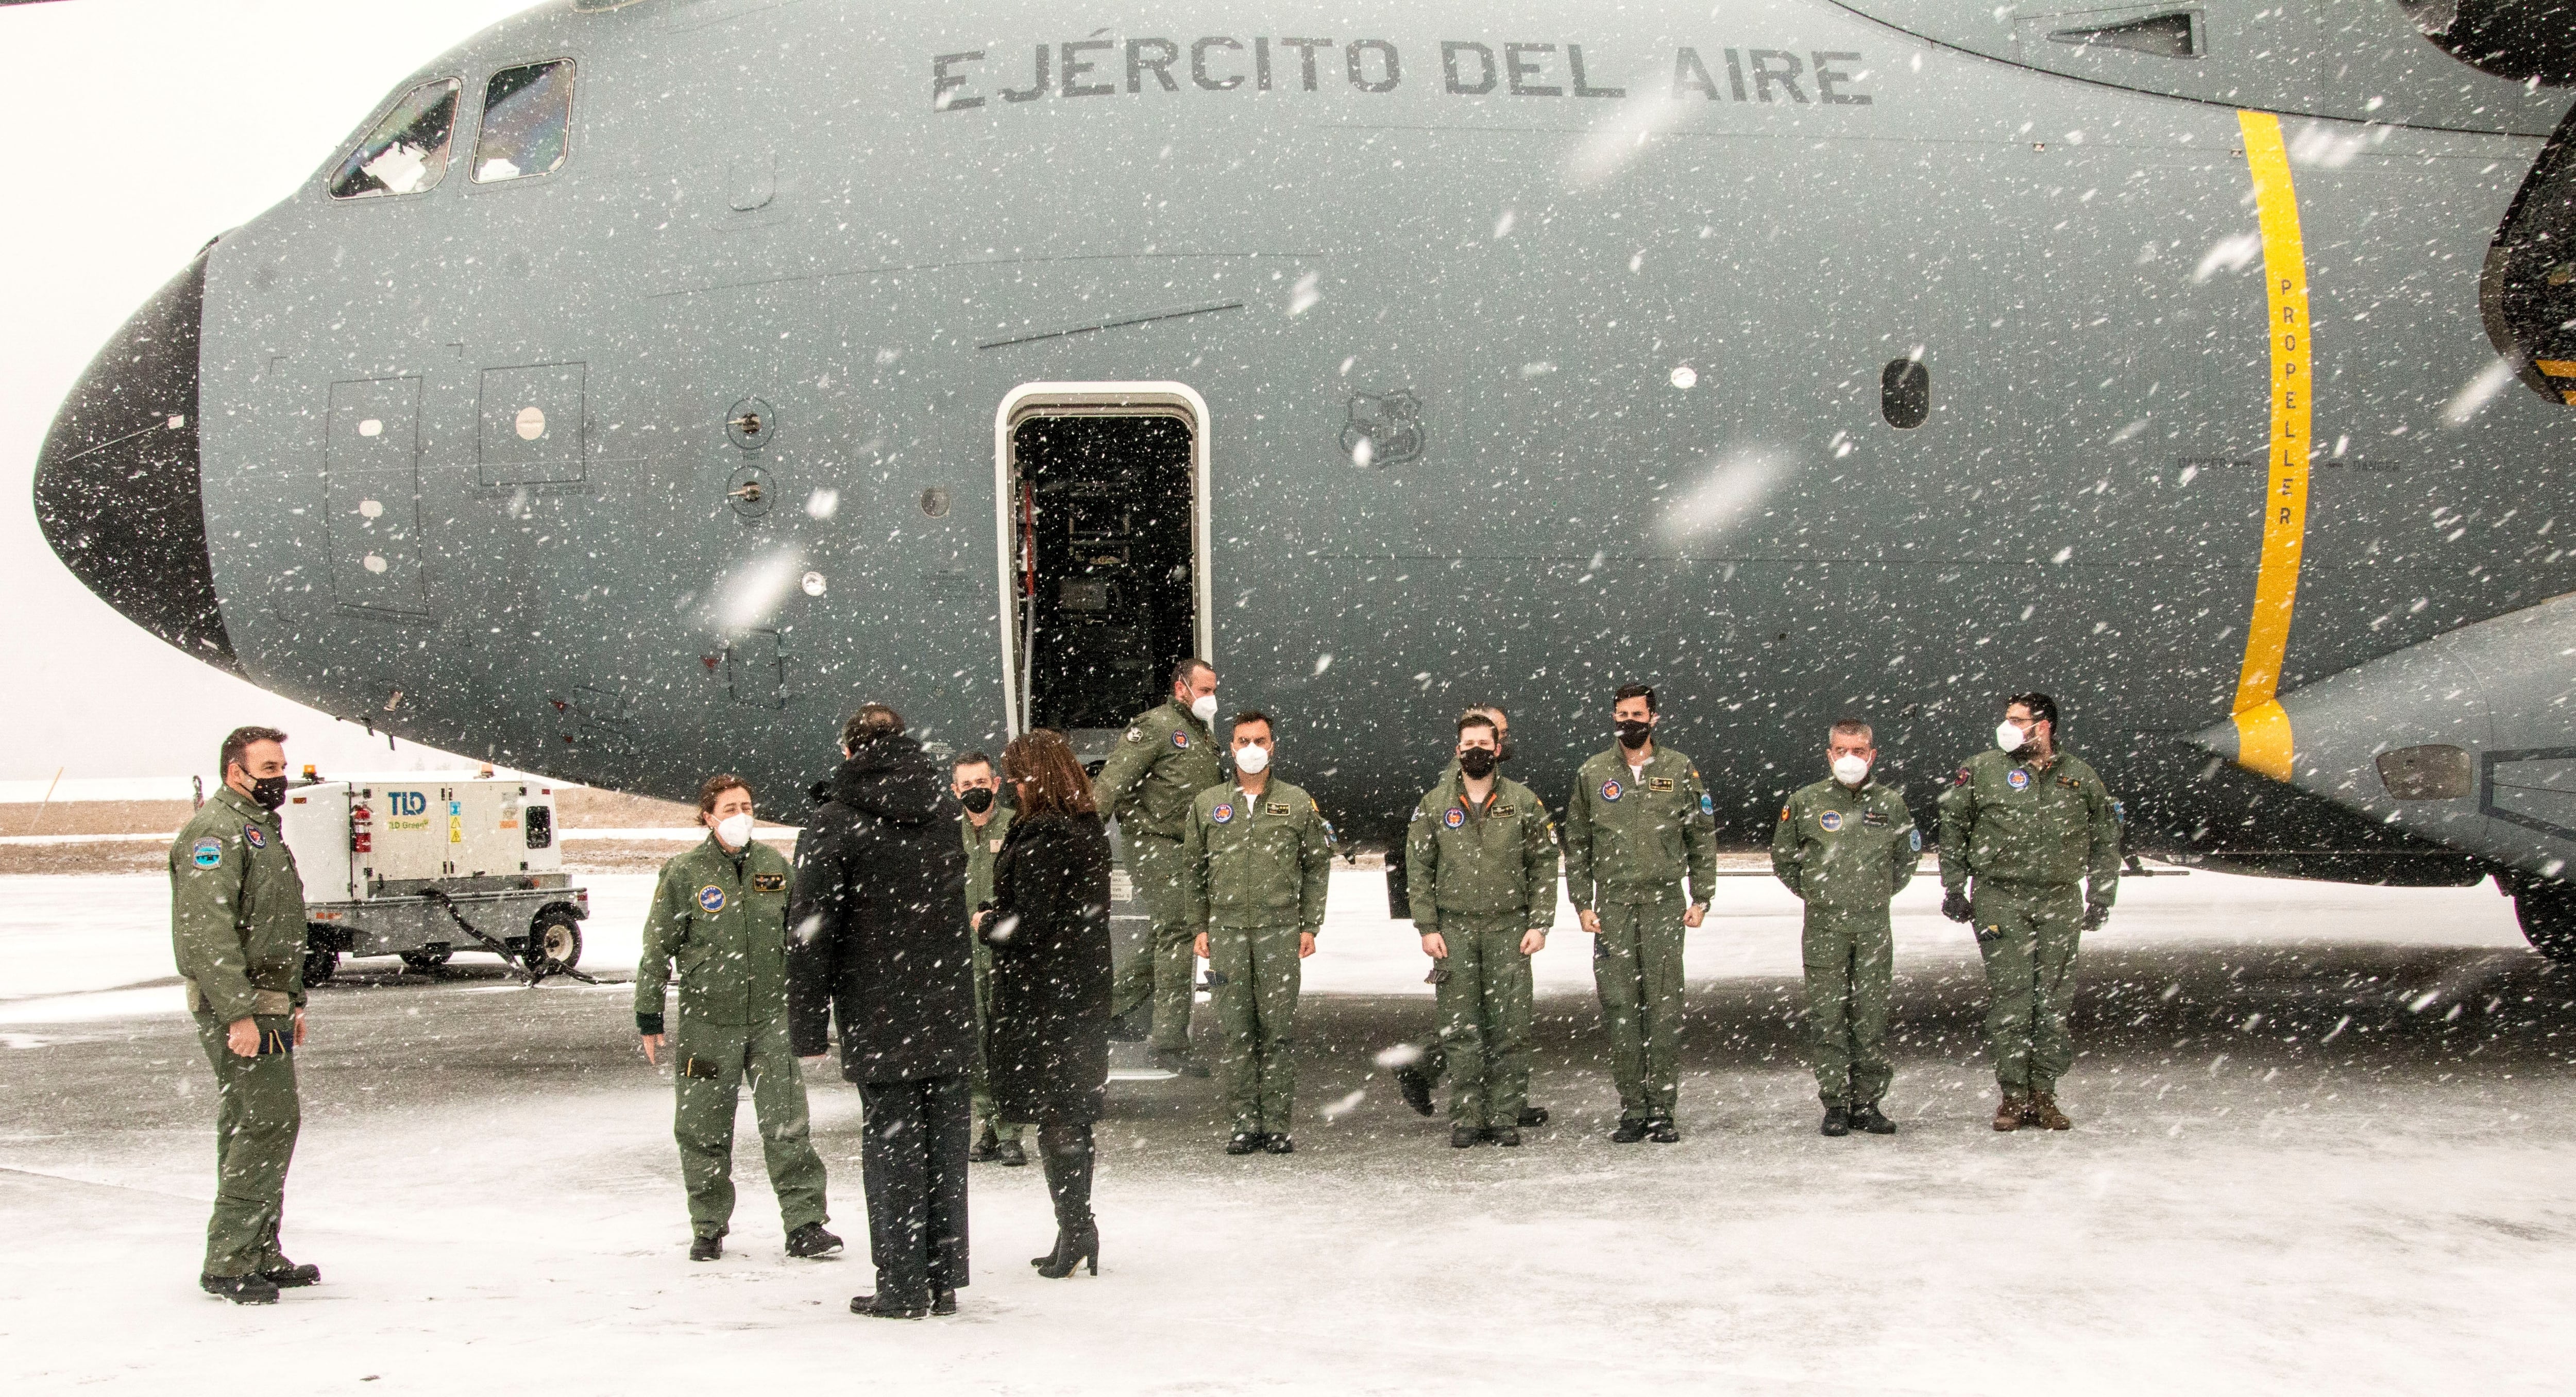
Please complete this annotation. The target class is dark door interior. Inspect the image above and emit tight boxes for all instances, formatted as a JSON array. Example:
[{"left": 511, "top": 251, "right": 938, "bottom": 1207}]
[{"left": 1013, "top": 412, "right": 1197, "bottom": 732}]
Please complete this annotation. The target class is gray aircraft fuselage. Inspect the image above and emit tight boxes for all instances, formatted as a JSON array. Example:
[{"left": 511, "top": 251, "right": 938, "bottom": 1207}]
[{"left": 32, "top": 0, "right": 2576, "bottom": 894}]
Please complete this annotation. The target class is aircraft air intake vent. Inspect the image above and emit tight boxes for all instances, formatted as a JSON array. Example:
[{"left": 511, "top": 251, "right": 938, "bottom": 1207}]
[{"left": 2047, "top": 10, "right": 2202, "bottom": 59}]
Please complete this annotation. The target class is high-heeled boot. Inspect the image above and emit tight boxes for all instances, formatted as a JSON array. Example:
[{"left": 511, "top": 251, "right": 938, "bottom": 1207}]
[{"left": 1031, "top": 1124, "right": 1099, "bottom": 1278}]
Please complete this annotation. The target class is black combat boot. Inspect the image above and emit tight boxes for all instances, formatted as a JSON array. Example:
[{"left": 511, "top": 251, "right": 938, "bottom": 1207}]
[
  {"left": 1611, "top": 1119, "right": 1650, "bottom": 1144},
  {"left": 968, "top": 1124, "right": 999, "bottom": 1163},
  {"left": 996, "top": 1137, "right": 1029, "bottom": 1167},
  {"left": 849, "top": 1293, "right": 929, "bottom": 1319},
  {"left": 932, "top": 1289, "right": 959, "bottom": 1316},
  {"left": 1645, "top": 1116, "right": 1681, "bottom": 1144},
  {"left": 1821, "top": 1105, "right": 1851, "bottom": 1137},
  {"left": 258, "top": 1260, "right": 320, "bottom": 1288},
  {"left": 1487, "top": 1125, "right": 1522, "bottom": 1147},
  {"left": 785, "top": 1222, "right": 843, "bottom": 1258},
  {"left": 1850, "top": 1102, "right": 1897, "bottom": 1135},
  {"left": 1450, "top": 1123, "right": 1481, "bottom": 1148},
  {"left": 689, "top": 1231, "right": 726, "bottom": 1261},
  {"left": 1517, "top": 1105, "right": 1551, "bottom": 1127},
  {"left": 1226, "top": 1131, "right": 1262, "bottom": 1155},
  {"left": 1396, "top": 1063, "right": 1437, "bottom": 1116},
  {"left": 1262, "top": 1133, "right": 1295, "bottom": 1154},
  {"left": 200, "top": 1272, "right": 280, "bottom": 1305}
]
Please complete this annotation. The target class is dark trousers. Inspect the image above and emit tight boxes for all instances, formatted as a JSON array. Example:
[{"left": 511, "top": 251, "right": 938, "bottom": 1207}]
[{"left": 857, "top": 1075, "right": 972, "bottom": 1306}]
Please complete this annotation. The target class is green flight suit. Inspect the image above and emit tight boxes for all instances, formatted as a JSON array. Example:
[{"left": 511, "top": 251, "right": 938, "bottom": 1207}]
[
  {"left": 1093, "top": 700, "right": 1226, "bottom": 1053},
  {"left": 1771, "top": 777, "right": 1922, "bottom": 1107},
  {"left": 1406, "top": 770, "right": 1561, "bottom": 1130},
  {"left": 1937, "top": 748, "right": 2122, "bottom": 1095},
  {"left": 636, "top": 836, "right": 830, "bottom": 1240},
  {"left": 170, "top": 785, "right": 309, "bottom": 1279},
  {"left": 961, "top": 805, "right": 1026, "bottom": 1145},
  {"left": 1562, "top": 745, "right": 1717, "bottom": 1124},
  {"left": 1181, "top": 778, "right": 1332, "bottom": 1136}
]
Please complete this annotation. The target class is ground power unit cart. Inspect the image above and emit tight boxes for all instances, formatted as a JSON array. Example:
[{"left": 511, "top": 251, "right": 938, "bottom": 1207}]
[{"left": 277, "top": 771, "right": 590, "bottom": 983}]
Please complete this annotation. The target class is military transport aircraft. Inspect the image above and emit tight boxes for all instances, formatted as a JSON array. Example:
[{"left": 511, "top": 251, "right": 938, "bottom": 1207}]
[{"left": 29, "top": 1, "right": 2576, "bottom": 954}]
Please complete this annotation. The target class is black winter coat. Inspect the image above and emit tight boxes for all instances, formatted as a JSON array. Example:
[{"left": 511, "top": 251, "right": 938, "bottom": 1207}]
[
  {"left": 982, "top": 810, "right": 1114, "bottom": 1123},
  {"left": 787, "top": 734, "right": 977, "bottom": 1083}
]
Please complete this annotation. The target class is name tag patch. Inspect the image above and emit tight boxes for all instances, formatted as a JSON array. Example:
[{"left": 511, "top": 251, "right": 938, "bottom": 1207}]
[
  {"left": 752, "top": 872, "right": 786, "bottom": 892},
  {"left": 697, "top": 885, "right": 726, "bottom": 913},
  {"left": 1647, "top": 777, "right": 1675, "bottom": 793},
  {"left": 1862, "top": 811, "right": 1890, "bottom": 828},
  {"left": 1266, "top": 802, "right": 1292, "bottom": 816},
  {"left": 1493, "top": 803, "right": 1517, "bottom": 817},
  {"left": 191, "top": 838, "right": 223, "bottom": 869}
]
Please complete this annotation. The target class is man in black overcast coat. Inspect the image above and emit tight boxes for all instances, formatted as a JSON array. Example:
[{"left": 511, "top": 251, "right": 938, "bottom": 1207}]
[{"left": 789, "top": 704, "right": 977, "bottom": 1319}]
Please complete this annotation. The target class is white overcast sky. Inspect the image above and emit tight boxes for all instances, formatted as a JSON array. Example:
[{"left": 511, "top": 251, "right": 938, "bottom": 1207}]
[{"left": 0, "top": 1, "right": 534, "bottom": 783}]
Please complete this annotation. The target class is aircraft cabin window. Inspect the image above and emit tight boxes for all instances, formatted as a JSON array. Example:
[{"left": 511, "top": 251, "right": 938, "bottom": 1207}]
[
  {"left": 1881, "top": 358, "right": 1930, "bottom": 429},
  {"left": 327, "top": 78, "right": 462, "bottom": 199},
  {"left": 472, "top": 60, "right": 574, "bottom": 184}
]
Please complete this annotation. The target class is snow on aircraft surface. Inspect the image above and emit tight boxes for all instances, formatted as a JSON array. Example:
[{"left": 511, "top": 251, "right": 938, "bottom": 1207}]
[{"left": 29, "top": 1, "right": 2576, "bottom": 953}]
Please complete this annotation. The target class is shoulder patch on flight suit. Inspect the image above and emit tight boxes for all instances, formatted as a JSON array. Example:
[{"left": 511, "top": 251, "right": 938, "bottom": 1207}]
[
  {"left": 191, "top": 838, "right": 224, "bottom": 868},
  {"left": 1954, "top": 768, "right": 1972, "bottom": 785},
  {"left": 1266, "top": 802, "right": 1292, "bottom": 816},
  {"left": 697, "top": 885, "right": 726, "bottom": 913},
  {"left": 1702, "top": 793, "right": 1715, "bottom": 814},
  {"left": 1909, "top": 828, "right": 1924, "bottom": 852},
  {"left": 1648, "top": 777, "right": 1674, "bottom": 793},
  {"left": 1126, "top": 727, "right": 1146, "bottom": 744},
  {"left": 752, "top": 872, "right": 786, "bottom": 892},
  {"left": 1778, "top": 805, "right": 1792, "bottom": 821},
  {"left": 243, "top": 825, "right": 267, "bottom": 849}
]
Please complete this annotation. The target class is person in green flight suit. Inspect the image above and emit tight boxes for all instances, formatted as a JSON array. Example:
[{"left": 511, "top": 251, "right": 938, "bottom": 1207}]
[
  {"left": 1406, "top": 711, "right": 1561, "bottom": 1148},
  {"left": 953, "top": 750, "right": 1028, "bottom": 1166},
  {"left": 1181, "top": 710, "right": 1333, "bottom": 1154},
  {"left": 635, "top": 774, "right": 839, "bottom": 1261},
  {"left": 1091, "top": 658, "right": 1226, "bottom": 1075},
  {"left": 170, "top": 726, "right": 317, "bottom": 1305},
  {"left": 1937, "top": 692, "right": 2123, "bottom": 1133},
  {"left": 1561, "top": 684, "right": 1717, "bottom": 1143},
  {"left": 1771, "top": 718, "right": 1921, "bottom": 1137}
]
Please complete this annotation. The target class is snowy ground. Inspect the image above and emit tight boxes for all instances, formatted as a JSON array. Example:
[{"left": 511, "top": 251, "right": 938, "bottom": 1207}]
[{"left": 3, "top": 865, "right": 2572, "bottom": 1393}]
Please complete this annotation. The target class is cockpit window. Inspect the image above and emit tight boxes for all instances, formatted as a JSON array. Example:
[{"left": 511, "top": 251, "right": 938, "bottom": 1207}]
[
  {"left": 2485, "top": 109, "right": 2576, "bottom": 403},
  {"left": 328, "top": 78, "right": 461, "bottom": 199},
  {"left": 472, "top": 60, "right": 574, "bottom": 184}
]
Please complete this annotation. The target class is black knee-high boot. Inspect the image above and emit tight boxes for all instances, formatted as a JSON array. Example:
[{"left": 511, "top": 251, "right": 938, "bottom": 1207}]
[{"left": 1032, "top": 1122, "right": 1097, "bottom": 1277}]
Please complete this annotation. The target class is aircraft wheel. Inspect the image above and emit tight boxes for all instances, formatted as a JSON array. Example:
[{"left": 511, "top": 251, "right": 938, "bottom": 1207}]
[
  {"left": 2510, "top": 878, "right": 2576, "bottom": 962},
  {"left": 302, "top": 946, "right": 339, "bottom": 985},
  {"left": 399, "top": 947, "right": 452, "bottom": 974},
  {"left": 528, "top": 911, "right": 584, "bottom": 972}
]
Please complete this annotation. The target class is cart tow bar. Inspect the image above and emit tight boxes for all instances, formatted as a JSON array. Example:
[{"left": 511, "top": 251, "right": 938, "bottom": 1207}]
[{"left": 419, "top": 889, "right": 599, "bottom": 986}]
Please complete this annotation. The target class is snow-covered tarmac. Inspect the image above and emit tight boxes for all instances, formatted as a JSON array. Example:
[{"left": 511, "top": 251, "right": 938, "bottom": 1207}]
[{"left": 3, "top": 865, "right": 2570, "bottom": 1393}]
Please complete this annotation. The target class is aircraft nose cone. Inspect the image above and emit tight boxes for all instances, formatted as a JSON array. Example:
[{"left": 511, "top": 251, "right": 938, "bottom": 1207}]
[{"left": 32, "top": 246, "right": 240, "bottom": 675}]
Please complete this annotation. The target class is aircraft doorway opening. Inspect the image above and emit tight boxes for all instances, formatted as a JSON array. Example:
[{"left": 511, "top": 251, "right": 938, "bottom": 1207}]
[{"left": 997, "top": 384, "right": 1210, "bottom": 755}]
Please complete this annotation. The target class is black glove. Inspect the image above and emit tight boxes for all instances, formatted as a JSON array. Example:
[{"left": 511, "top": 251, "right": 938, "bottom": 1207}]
[
  {"left": 1941, "top": 888, "right": 1973, "bottom": 923},
  {"left": 2082, "top": 902, "right": 2110, "bottom": 931}
]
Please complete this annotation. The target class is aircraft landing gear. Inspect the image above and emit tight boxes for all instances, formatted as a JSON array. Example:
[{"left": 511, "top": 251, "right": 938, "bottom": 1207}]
[{"left": 2507, "top": 876, "right": 2576, "bottom": 963}]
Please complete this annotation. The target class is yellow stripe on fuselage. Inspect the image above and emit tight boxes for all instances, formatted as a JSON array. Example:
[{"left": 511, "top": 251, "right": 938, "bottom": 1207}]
[{"left": 2228, "top": 111, "right": 2311, "bottom": 782}]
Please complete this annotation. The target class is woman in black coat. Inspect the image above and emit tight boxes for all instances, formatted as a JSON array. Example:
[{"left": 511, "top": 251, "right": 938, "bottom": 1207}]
[{"left": 980, "top": 728, "right": 1113, "bottom": 1278}]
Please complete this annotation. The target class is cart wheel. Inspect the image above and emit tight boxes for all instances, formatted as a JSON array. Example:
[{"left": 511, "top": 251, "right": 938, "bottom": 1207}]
[
  {"left": 302, "top": 946, "right": 339, "bottom": 985},
  {"left": 528, "top": 911, "right": 584, "bottom": 972},
  {"left": 399, "top": 947, "right": 453, "bottom": 974}
]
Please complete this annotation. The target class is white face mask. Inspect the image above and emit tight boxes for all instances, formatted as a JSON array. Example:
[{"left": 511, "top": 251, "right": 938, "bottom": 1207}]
[
  {"left": 1831, "top": 754, "right": 1872, "bottom": 786},
  {"left": 1190, "top": 693, "right": 1219, "bottom": 726},
  {"left": 1233, "top": 744, "right": 1270, "bottom": 775},
  {"left": 1996, "top": 721, "right": 2028, "bottom": 754},
  {"left": 714, "top": 812, "right": 755, "bottom": 849}
]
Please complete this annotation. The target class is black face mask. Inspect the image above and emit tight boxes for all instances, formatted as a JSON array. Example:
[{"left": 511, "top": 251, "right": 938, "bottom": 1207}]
[
  {"left": 1457, "top": 748, "right": 1499, "bottom": 779},
  {"left": 248, "top": 774, "right": 289, "bottom": 812},
  {"left": 959, "top": 787, "right": 995, "bottom": 814},
  {"left": 1616, "top": 719, "right": 1654, "bottom": 750},
  {"left": 1496, "top": 736, "right": 1515, "bottom": 762}
]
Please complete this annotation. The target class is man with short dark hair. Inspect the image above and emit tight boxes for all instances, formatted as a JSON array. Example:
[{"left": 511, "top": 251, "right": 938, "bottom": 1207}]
[
  {"left": 1182, "top": 710, "right": 1332, "bottom": 1154},
  {"left": 1562, "top": 684, "right": 1716, "bottom": 1143},
  {"left": 952, "top": 751, "right": 1027, "bottom": 1167},
  {"left": 1773, "top": 718, "right": 1920, "bottom": 1137},
  {"left": 790, "top": 706, "right": 979, "bottom": 1319},
  {"left": 171, "top": 725, "right": 314, "bottom": 1304},
  {"left": 1938, "top": 693, "right": 2122, "bottom": 1132},
  {"left": 636, "top": 775, "right": 837, "bottom": 1263},
  {"left": 1093, "top": 658, "right": 1225, "bottom": 1074},
  {"left": 1408, "top": 711, "right": 1560, "bottom": 1147}
]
